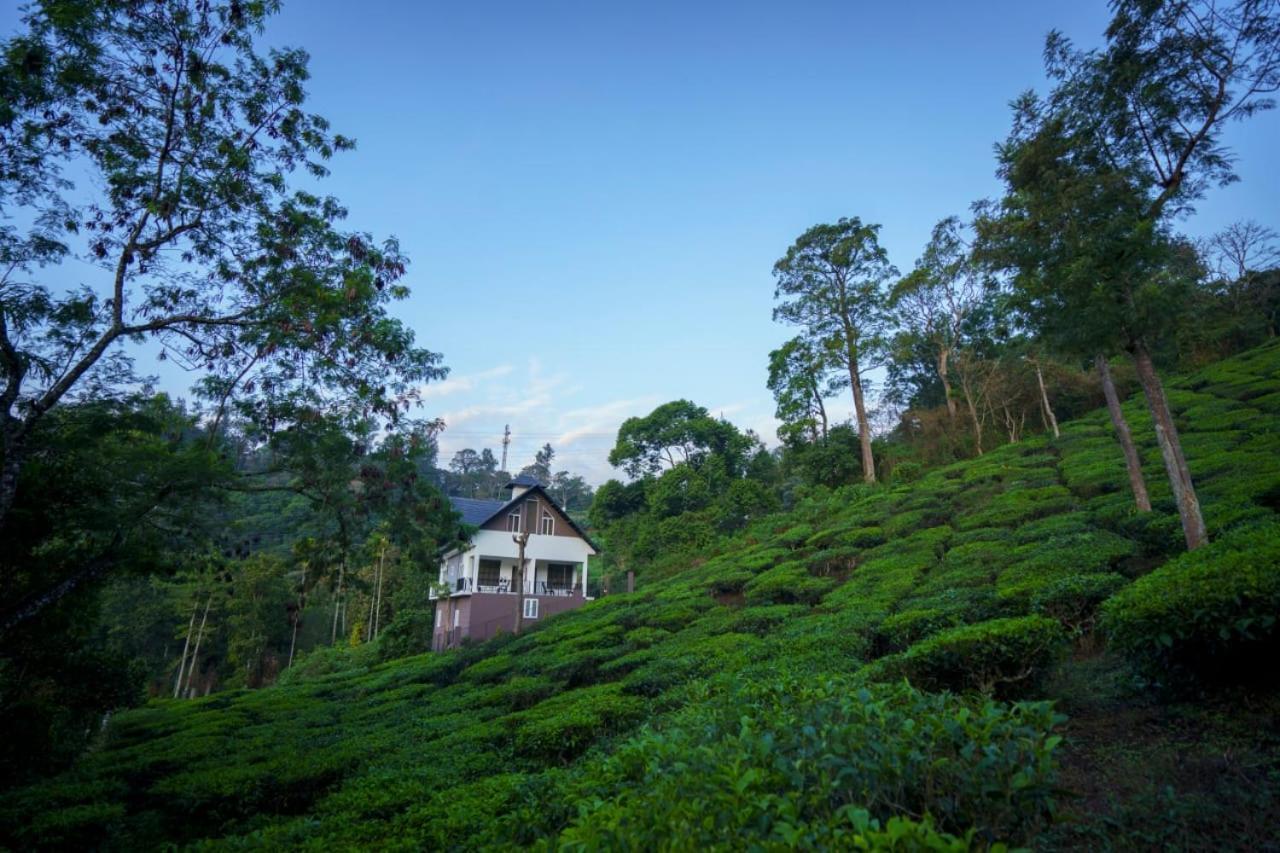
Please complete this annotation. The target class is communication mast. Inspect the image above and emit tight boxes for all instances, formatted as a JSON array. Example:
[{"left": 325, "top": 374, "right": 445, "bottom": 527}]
[{"left": 500, "top": 424, "right": 511, "bottom": 472}]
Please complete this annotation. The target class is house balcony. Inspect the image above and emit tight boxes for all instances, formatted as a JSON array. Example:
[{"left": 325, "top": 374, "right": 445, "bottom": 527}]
[
  {"left": 430, "top": 577, "right": 583, "bottom": 599},
  {"left": 430, "top": 556, "right": 587, "bottom": 601}
]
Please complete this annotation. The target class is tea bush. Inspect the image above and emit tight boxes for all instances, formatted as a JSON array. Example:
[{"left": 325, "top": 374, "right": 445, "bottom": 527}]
[
  {"left": 1102, "top": 522, "right": 1280, "bottom": 687},
  {"left": 1031, "top": 573, "right": 1128, "bottom": 636},
  {"left": 872, "top": 616, "right": 1068, "bottom": 699},
  {"left": 555, "top": 676, "right": 1061, "bottom": 849}
]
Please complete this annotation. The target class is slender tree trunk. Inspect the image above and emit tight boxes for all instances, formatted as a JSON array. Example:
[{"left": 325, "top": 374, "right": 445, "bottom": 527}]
[
  {"left": 938, "top": 348, "right": 957, "bottom": 420},
  {"left": 372, "top": 545, "right": 385, "bottom": 640},
  {"left": 1033, "top": 361, "right": 1060, "bottom": 439},
  {"left": 173, "top": 602, "right": 198, "bottom": 699},
  {"left": 513, "top": 532, "right": 529, "bottom": 635},
  {"left": 184, "top": 594, "right": 211, "bottom": 697},
  {"left": 288, "top": 568, "right": 306, "bottom": 668},
  {"left": 961, "top": 382, "right": 984, "bottom": 456},
  {"left": 0, "top": 431, "right": 24, "bottom": 534},
  {"left": 1130, "top": 342, "right": 1207, "bottom": 550},
  {"left": 288, "top": 612, "right": 300, "bottom": 668},
  {"left": 330, "top": 557, "right": 346, "bottom": 645},
  {"left": 365, "top": 563, "right": 377, "bottom": 643},
  {"left": 846, "top": 354, "right": 876, "bottom": 483},
  {"left": 1096, "top": 354, "right": 1151, "bottom": 513},
  {"left": 806, "top": 375, "right": 829, "bottom": 439}
]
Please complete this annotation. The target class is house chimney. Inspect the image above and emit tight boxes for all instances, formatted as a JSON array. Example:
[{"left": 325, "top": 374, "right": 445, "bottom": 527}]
[{"left": 504, "top": 473, "right": 540, "bottom": 500}]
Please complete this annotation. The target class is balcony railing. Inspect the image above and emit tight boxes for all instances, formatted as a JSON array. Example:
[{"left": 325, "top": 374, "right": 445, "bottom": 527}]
[{"left": 432, "top": 578, "right": 582, "bottom": 598}]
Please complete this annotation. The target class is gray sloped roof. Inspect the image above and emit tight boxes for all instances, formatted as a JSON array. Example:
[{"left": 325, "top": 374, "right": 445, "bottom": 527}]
[
  {"left": 505, "top": 474, "right": 543, "bottom": 488},
  {"left": 447, "top": 488, "right": 600, "bottom": 553},
  {"left": 448, "top": 496, "right": 507, "bottom": 525}
]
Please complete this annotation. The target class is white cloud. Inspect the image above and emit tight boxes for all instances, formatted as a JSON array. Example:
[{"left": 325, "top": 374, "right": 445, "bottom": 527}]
[{"left": 418, "top": 363, "right": 514, "bottom": 399}]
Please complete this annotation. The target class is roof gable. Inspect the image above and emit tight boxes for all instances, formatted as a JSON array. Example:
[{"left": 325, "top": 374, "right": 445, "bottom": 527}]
[{"left": 457, "top": 486, "right": 599, "bottom": 553}]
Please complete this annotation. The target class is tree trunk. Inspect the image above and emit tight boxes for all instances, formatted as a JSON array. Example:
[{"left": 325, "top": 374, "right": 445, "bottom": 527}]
[
  {"left": 365, "top": 562, "right": 377, "bottom": 643},
  {"left": 938, "top": 348, "right": 957, "bottom": 420},
  {"left": 961, "top": 382, "right": 984, "bottom": 456},
  {"left": 847, "top": 355, "right": 876, "bottom": 483},
  {"left": 372, "top": 546, "right": 385, "bottom": 640},
  {"left": 0, "top": 430, "right": 24, "bottom": 534},
  {"left": 174, "top": 602, "right": 198, "bottom": 699},
  {"left": 1033, "top": 361, "right": 1059, "bottom": 439},
  {"left": 287, "top": 612, "right": 300, "bottom": 668},
  {"left": 1130, "top": 342, "right": 1207, "bottom": 549},
  {"left": 513, "top": 532, "right": 529, "bottom": 635},
  {"left": 1096, "top": 354, "right": 1151, "bottom": 513},
  {"left": 184, "top": 594, "right": 211, "bottom": 697},
  {"left": 330, "top": 557, "right": 346, "bottom": 645},
  {"left": 0, "top": 543, "right": 119, "bottom": 637}
]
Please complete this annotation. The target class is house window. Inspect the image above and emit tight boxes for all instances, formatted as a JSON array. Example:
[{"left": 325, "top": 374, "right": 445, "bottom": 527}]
[
  {"left": 523, "top": 598, "right": 539, "bottom": 619},
  {"left": 546, "top": 563, "right": 574, "bottom": 591},
  {"left": 508, "top": 510, "right": 522, "bottom": 533},
  {"left": 478, "top": 559, "right": 501, "bottom": 587},
  {"left": 540, "top": 513, "right": 554, "bottom": 535},
  {"left": 453, "top": 609, "right": 460, "bottom": 628}
]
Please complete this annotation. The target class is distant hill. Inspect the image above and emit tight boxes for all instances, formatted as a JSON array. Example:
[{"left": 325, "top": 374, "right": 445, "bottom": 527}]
[{"left": 5, "top": 342, "right": 1280, "bottom": 849}]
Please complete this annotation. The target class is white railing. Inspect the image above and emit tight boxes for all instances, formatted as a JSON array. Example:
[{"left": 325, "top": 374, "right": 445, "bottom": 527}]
[{"left": 432, "top": 578, "right": 582, "bottom": 598}]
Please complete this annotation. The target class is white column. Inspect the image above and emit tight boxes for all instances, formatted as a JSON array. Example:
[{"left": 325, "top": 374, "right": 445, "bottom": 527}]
[{"left": 582, "top": 557, "right": 589, "bottom": 599}]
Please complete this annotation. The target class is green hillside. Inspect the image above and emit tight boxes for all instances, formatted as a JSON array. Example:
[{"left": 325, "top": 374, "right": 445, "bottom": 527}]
[{"left": 5, "top": 343, "right": 1280, "bottom": 850}]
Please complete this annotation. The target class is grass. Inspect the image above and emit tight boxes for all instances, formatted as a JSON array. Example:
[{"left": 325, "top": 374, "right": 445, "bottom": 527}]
[{"left": 3, "top": 340, "right": 1280, "bottom": 849}]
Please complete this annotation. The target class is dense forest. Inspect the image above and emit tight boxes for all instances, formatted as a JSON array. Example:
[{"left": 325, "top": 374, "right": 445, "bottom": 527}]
[{"left": 2, "top": 0, "right": 1279, "bottom": 849}]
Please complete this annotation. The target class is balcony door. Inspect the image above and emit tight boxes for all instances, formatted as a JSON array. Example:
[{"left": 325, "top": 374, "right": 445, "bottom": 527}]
[{"left": 546, "top": 562, "right": 575, "bottom": 593}]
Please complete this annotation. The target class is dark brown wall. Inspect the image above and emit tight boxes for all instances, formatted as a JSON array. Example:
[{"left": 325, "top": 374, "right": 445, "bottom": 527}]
[
  {"left": 466, "top": 592, "right": 585, "bottom": 643},
  {"left": 479, "top": 491, "right": 581, "bottom": 540}
]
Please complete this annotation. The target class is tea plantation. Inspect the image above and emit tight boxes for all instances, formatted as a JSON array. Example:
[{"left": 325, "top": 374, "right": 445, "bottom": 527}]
[{"left": 5, "top": 342, "right": 1280, "bottom": 849}]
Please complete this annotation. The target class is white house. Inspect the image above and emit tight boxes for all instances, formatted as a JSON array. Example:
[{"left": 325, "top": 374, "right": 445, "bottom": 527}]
[{"left": 431, "top": 475, "right": 598, "bottom": 650}]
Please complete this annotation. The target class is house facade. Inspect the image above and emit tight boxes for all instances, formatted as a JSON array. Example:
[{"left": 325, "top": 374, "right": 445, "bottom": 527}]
[{"left": 431, "top": 475, "right": 598, "bottom": 650}]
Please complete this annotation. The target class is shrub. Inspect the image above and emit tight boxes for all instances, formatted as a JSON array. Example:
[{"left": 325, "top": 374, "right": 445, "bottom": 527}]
[
  {"left": 875, "top": 608, "right": 960, "bottom": 653},
  {"left": 872, "top": 616, "right": 1067, "bottom": 699},
  {"left": 805, "top": 545, "right": 861, "bottom": 577},
  {"left": 732, "top": 604, "right": 810, "bottom": 635},
  {"left": 511, "top": 684, "right": 645, "bottom": 763},
  {"left": 823, "top": 551, "right": 935, "bottom": 614},
  {"left": 835, "top": 525, "right": 888, "bottom": 549},
  {"left": 1031, "top": 573, "right": 1128, "bottom": 636},
  {"left": 956, "top": 486, "right": 1075, "bottom": 531},
  {"left": 996, "top": 530, "right": 1137, "bottom": 604},
  {"left": 1101, "top": 522, "right": 1280, "bottom": 688},
  {"left": 556, "top": 676, "right": 1062, "bottom": 848},
  {"left": 743, "top": 560, "right": 838, "bottom": 605}
]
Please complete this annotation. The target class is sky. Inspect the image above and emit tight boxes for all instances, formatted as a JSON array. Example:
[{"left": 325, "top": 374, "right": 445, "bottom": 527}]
[{"left": 5, "top": 1, "right": 1277, "bottom": 484}]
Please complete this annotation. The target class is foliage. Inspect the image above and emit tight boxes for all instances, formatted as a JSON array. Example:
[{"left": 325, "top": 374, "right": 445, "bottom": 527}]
[
  {"left": 3, "top": 341, "right": 1280, "bottom": 845},
  {"left": 1031, "top": 572, "right": 1127, "bottom": 636},
  {"left": 1102, "top": 521, "right": 1280, "bottom": 688},
  {"left": 556, "top": 676, "right": 1061, "bottom": 849},
  {"left": 871, "top": 616, "right": 1068, "bottom": 699}
]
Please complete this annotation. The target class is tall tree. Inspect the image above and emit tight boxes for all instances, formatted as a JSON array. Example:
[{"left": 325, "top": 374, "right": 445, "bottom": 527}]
[
  {"left": 520, "top": 443, "right": 555, "bottom": 483},
  {"left": 987, "top": 0, "right": 1280, "bottom": 549},
  {"left": 890, "top": 216, "right": 986, "bottom": 422},
  {"left": 0, "top": 1, "right": 446, "bottom": 532},
  {"left": 765, "top": 336, "right": 843, "bottom": 444},
  {"left": 772, "top": 218, "right": 896, "bottom": 483},
  {"left": 608, "top": 400, "right": 752, "bottom": 480}
]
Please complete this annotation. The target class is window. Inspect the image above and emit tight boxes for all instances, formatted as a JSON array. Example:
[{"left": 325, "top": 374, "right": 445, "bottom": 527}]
[
  {"left": 540, "top": 513, "right": 554, "bottom": 535},
  {"left": 546, "top": 563, "right": 574, "bottom": 591},
  {"left": 453, "top": 608, "right": 460, "bottom": 628},
  {"left": 478, "top": 559, "right": 501, "bottom": 587},
  {"left": 523, "top": 597, "right": 539, "bottom": 619},
  {"left": 507, "top": 510, "right": 521, "bottom": 533}
]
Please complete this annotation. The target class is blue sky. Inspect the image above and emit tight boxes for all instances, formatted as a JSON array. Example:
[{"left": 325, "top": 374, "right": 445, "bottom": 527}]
[{"left": 5, "top": 2, "right": 1277, "bottom": 483}]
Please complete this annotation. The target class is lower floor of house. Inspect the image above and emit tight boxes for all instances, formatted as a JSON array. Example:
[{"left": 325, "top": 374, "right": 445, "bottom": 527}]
[{"left": 432, "top": 590, "right": 586, "bottom": 651}]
